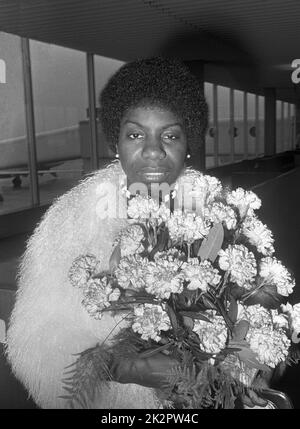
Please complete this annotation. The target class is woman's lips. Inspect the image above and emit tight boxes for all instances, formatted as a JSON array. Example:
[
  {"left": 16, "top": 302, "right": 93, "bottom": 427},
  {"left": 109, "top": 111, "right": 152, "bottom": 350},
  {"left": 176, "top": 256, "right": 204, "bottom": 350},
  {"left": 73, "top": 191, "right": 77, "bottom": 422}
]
[{"left": 138, "top": 168, "right": 170, "bottom": 181}]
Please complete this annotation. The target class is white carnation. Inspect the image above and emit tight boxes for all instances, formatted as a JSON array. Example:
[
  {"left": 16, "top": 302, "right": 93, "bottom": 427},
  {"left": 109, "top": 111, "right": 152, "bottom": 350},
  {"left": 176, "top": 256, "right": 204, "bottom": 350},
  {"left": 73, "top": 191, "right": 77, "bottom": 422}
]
[
  {"left": 174, "top": 170, "right": 222, "bottom": 213},
  {"left": 115, "top": 254, "right": 148, "bottom": 290},
  {"left": 167, "top": 210, "right": 211, "bottom": 244},
  {"left": 236, "top": 303, "right": 291, "bottom": 367},
  {"left": 154, "top": 248, "right": 186, "bottom": 262},
  {"left": 246, "top": 326, "right": 290, "bottom": 368},
  {"left": 271, "top": 310, "right": 289, "bottom": 329},
  {"left": 144, "top": 257, "right": 184, "bottom": 299},
  {"left": 242, "top": 215, "right": 275, "bottom": 256},
  {"left": 281, "top": 303, "right": 300, "bottom": 341},
  {"left": 193, "top": 310, "right": 228, "bottom": 354},
  {"left": 127, "top": 195, "right": 170, "bottom": 225},
  {"left": 241, "top": 304, "right": 272, "bottom": 328},
  {"left": 218, "top": 244, "right": 257, "bottom": 288},
  {"left": 259, "top": 257, "right": 295, "bottom": 296},
  {"left": 117, "top": 224, "right": 145, "bottom": 257},
  {"left": 226, "top": 188, "right": 261, "bottom": 218},
  {"left": 182, "top": 258, "right": 221, "bottom": 292},
  {"left": 68, "top": 254, "right": 101, "bottom": 288},
  {"left": 238, "top": 303, "right": 289, "bottom": 330},
  {"left": 132, "top": 304, "right": 171, "bottom": 342},
  {"left": 127, "top": 195, "right": 159, "bottom": 219},
  {"left": 82, "top": 277, "right": 121, "bottom": 320},
  {"left": 206, "top": 202, "right": 237, "bottom": 230}
]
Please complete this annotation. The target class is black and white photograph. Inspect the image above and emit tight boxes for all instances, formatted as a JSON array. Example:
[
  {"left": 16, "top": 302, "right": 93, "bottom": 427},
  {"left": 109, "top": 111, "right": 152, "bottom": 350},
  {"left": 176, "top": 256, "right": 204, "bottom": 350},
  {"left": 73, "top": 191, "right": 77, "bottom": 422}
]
[{"left": 0, "top": 0, "right": 300, "bottom": 411}]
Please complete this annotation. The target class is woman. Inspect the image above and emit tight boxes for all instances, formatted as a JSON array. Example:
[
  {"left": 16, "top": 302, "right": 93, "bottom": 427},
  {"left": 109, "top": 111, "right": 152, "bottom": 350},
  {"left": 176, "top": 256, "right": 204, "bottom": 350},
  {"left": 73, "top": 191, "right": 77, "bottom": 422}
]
[
  {"left": 6, "top": 57, "right": 208, "bottom": 409},
  {"left": 6, "top": 57, "right": 277, "bottom": 409}
]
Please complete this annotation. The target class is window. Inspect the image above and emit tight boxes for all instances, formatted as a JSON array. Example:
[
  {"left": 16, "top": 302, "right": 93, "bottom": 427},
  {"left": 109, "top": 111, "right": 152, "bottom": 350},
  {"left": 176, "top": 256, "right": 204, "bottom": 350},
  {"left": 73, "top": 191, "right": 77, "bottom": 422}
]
[
  {"left": 0, "top": 32, "right": 30, "bottom": 215},
  {"left": 247, "top": 93, "right": 256, "bottom": 158},
  {"left": 204, "top": 82, "right": 215, "bottom": 168},
  {"left": 276, "top": 100, "right": 283, "bottom": 153},
  {"left": 258, "top": 95, "right": 265, "bottom": 157},
  {"left": 30, "top": 40, "right": 88, "bottom": 205},
  {"left": 217, "top": 85, "right": 231, "bottom": 165},
  {"left": 234, "top": 89, "right": 245, "bottom": 162},
  {"left": 283, "top": 102, "right": 289, "bottom": 151}
]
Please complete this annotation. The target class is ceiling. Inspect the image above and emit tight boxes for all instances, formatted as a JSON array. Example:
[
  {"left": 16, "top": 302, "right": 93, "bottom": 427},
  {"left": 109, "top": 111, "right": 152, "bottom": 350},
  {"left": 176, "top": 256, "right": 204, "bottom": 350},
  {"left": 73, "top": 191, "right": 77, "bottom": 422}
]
[{"left": 0, "top": 0, "right": 299, "bottom": 99}]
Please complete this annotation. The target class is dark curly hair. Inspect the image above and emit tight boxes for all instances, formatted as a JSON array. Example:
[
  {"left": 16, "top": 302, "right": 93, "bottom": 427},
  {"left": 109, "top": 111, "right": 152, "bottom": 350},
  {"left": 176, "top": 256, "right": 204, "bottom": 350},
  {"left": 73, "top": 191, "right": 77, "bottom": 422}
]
[{"left": 99, "top": 57, "right": 208, "bottom": 154}]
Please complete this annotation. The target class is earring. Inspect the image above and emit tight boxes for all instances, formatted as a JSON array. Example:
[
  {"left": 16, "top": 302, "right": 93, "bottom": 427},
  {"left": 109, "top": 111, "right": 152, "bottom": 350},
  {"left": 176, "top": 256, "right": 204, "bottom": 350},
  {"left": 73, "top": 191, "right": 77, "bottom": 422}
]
[
  {"left": 186, "top": 153, "right": 191, "bottom": 159},
  {"left": 115, "top": 152, "right": 119, "bottom": 159}
]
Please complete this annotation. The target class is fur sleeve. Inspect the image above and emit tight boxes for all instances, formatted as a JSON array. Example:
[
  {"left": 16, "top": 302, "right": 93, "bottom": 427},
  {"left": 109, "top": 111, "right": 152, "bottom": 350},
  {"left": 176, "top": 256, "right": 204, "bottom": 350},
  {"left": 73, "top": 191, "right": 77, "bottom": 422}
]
[{"left": 5, "top": 163, "right": 161, "bottom": 409}]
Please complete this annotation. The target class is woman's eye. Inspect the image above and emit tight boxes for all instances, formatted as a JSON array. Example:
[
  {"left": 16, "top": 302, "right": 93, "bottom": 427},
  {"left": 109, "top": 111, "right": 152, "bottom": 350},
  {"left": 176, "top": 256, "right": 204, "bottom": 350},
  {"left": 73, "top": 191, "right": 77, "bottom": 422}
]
[
  {"left": 128, "top": 133, "right": 143, "bottom": 140},
  {"left": 163, "top": 134, "right": 177, "bottom": 141}
]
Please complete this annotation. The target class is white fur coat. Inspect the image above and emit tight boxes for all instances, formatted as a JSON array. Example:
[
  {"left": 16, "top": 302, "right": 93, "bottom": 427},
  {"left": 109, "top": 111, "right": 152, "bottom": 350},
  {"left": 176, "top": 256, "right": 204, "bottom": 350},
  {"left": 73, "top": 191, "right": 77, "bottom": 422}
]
[{"left": 6, "top": 161, "right": 165, "bottom": 409}]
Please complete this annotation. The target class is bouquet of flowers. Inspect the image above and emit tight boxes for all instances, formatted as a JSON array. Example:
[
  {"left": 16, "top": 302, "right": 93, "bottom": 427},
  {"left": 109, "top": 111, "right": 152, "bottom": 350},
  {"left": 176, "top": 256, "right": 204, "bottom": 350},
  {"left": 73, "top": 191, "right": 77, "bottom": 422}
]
[{"left": 65, "top": 171, "right": 300, "bottom": 408}]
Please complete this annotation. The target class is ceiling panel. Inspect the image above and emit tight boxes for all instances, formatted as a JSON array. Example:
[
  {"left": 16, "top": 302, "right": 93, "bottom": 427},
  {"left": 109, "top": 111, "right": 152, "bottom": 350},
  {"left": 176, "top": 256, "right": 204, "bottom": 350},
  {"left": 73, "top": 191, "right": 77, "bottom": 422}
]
[{"left": 0, "top": 0, "right": 299, "bottom": 95}]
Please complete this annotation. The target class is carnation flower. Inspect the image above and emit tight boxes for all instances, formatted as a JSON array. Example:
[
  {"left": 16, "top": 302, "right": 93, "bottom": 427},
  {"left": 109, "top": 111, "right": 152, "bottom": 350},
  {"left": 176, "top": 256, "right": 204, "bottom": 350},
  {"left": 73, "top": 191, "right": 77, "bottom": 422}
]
[
  {"left": 182, "top": 258, "right": 221, "bottom": 292},
  {"left": 241, "top": 215, "right": 274, "bottom": 256},
  {"left": 206, "top": 202, "right": 237, "bottom": 230},
  {"left": 271, "top": 310, "right": 289, "bottom": 330},
  {"left": 117, "top": 224, "right": 145, "bottom": 257},
  {"left": 174, "top": 170, "right": 222, "bottom": 212},
  {"left": 154, "top": 248, "right": 186, "bottom": 262},
  {"left": 144, "top": 257, "right": 185, "bottom": 299},
  {"left": 127, "top": 195, "right": 170, "bottom": 224},
  {"left": 238, "top": 303, "right": 289, "bottom": 330},
  {"left": 240, "top": 304, "right": 272, "bottom": 328},
  {"left": 81, "top": 277, "right": 121, "bottom": 319},
  {"left": 281, "top": 303, "right": 300, "bottom": 341},
  {"left": 218, "top": 244, "right": 257, "bottom": 288},
  {"left": 115, "top": 254, "right": 148, "bottom": 290},
  {"left": 127, "top": 195, "right": 159, "bottom": 220},
  {"left": 68, "top": 254, "right": 101, "bottom": 288},
  {"left": 246, "top": 326, "right": 290, "bottom": 368},
  {"left": 132, "top": 304, "right": 171, "bottom": 342},
  {"left": 167, "top": 210, "right": 211, "bottom": 244},
  {"left": 226, "top": 188, "right": 261, "bottom": 218},
  {"left": 235, "top": 304, "right": 291, "bottom": 367},
  {"left": 193, "top": 310, "right": 228, "bottom": 354},
  {"left": 259, "top": 257, "right": 295, "bottom": 296}
]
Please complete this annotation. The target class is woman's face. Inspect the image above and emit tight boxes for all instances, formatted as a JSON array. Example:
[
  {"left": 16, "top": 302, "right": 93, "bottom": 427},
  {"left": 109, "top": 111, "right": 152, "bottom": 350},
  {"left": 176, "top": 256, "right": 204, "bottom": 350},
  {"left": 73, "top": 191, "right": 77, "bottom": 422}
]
[{"left": 118, "top": 105, "right": 187, "bottom": 187}]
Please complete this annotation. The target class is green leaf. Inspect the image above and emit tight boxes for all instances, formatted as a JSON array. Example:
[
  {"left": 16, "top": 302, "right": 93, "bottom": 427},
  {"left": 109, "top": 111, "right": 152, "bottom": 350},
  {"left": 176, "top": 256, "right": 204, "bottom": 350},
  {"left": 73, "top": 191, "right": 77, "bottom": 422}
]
[
  {"left": 166, "top": 303, "right": 179, "bottom": 334},
  {"left": 135, "top": 222, "right": 150, "bottom": 249},
  {"left": 242, "top": 284, "right": 285, "bottom": 309},
  {"left": 228, "top": 340, "right": 269, "bottom": 371},
  {"left": 109, "top": 244, "right": 121, "bottom": 273},
  {"left": 232, "top": 320, "right": 250, "bottom": 342},
  {"left": 227, "top": 298, "right": 238, "bottom": 324},
  {"left": 197, "top": 223, "right": 224, "bottom": 263},
  {"left": 148, "top": 228, "right": 169, "bottom": 259},
  {"left": 182, "top": 316, "right": 194, "bottom": 329},
  {"left": 192, "top": 239, "right": 201, "bottom": 257},
  {"left": 201, "top": 295, "right": 217, "bottom": 310},
  {"left": 179, "top": 310, "right": 212, "bottom": 323},
  {"left": 230, "top": 284, "right": 246, "bottom": 299}
]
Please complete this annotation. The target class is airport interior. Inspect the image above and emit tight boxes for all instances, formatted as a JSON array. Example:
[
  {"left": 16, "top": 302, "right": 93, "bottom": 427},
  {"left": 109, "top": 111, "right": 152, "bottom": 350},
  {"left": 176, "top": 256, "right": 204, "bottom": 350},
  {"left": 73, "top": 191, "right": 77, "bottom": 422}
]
[{"left": 0, "top": 0, "right": 300, "bottom": 409}]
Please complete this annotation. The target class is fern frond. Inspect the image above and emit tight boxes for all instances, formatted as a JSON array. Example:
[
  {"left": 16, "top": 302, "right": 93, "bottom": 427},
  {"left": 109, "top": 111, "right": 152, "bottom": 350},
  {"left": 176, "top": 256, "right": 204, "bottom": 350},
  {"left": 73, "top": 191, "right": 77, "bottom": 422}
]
[{"left": 61, "top": 343, "right": 112, "bottom": 408}]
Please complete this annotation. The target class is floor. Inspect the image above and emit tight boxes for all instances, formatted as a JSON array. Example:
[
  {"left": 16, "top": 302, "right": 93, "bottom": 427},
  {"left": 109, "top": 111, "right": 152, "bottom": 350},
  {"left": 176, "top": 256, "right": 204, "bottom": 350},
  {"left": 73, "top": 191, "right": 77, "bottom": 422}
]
[{"left": 0, "top": 167, "right": 300, "bottom": 408}]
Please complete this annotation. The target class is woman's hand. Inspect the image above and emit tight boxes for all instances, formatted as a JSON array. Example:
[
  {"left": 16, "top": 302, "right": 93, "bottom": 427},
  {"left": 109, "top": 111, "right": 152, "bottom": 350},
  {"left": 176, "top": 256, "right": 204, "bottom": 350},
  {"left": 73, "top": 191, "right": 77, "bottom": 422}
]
[{"left": 112, "top": 352, "right": 179, "bottom": 389}]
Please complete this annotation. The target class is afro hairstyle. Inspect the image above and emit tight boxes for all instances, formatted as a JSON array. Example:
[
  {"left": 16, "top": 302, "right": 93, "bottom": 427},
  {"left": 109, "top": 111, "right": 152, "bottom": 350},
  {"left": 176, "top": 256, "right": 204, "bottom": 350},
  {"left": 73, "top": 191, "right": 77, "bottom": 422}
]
[{"left": 99, "top": 57, "right": 208, "bottom": 153}]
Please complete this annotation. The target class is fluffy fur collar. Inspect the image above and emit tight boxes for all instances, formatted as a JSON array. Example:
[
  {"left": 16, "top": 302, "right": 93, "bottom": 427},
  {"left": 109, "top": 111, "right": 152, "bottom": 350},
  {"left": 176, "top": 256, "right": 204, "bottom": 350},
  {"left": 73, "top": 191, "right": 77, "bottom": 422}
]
[{"left": 6, "top": 161, "right": 198, "bottom": 409}]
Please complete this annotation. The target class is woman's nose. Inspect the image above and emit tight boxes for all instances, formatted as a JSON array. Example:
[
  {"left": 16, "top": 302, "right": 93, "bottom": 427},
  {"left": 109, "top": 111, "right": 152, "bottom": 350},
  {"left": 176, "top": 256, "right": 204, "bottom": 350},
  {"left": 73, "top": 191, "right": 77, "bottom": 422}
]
[{"left": 142, "top": 137, "right": 166, "bottom": 160}]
